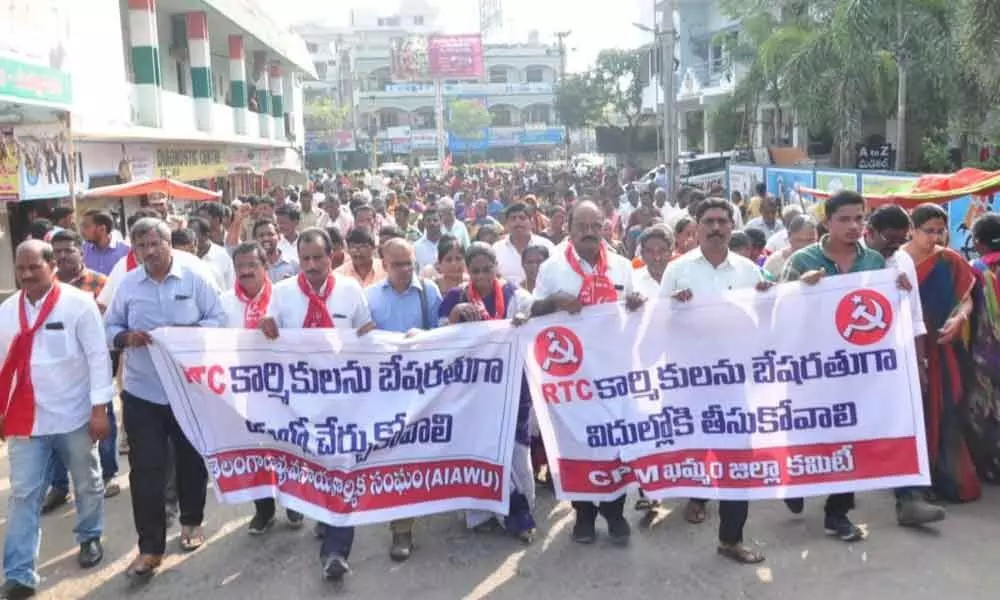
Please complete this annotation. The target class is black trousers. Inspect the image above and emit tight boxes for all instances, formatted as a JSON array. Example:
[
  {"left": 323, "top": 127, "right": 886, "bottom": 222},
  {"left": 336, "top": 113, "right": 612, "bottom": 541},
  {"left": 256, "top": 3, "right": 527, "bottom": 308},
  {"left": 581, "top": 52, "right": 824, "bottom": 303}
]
[
  {"left": 824, "top": 492, "right": 854, "bottom": 518},
  {"left": 691, "top": 499, "right": 749, "bottom": 545},
  {"left": 123, "top": 391, "right": 208, "bottom": 555},
  {"left": 572, "top": 494, "right": 626, "bottom": 522},
  {"left": 318, "top": 523, "right": 355, "bottom": 559}
]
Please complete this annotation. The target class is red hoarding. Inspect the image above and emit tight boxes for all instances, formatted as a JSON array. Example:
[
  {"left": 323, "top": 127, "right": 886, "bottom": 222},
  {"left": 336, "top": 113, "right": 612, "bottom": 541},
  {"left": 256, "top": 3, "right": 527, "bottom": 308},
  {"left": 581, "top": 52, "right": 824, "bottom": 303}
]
[{"left": 427, "top": 34, "right": 483, "bottom": 80}]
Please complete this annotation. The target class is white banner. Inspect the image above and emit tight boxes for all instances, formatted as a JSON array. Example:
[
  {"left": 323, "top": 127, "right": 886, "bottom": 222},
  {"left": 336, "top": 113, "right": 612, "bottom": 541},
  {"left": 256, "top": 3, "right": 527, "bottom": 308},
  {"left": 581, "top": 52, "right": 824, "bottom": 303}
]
[
  {"left": 148, "top": 324, "right": 523, "bottom": 527},
  {"left": 519, "top": 270, "right": 930, "bottom": 502}
]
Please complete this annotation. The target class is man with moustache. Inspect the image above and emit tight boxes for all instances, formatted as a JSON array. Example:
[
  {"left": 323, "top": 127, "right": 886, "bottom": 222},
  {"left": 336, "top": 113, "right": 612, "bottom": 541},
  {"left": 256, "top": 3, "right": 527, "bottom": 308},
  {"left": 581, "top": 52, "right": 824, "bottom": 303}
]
[
  {"left": 105, "top": 218, "right": 225, "bottom": 580},
  {"left": 0, "top": 240, "right": 113, "bottom": 600},
  {"left": 40, "top": 231, "right": 121, "bottom": 516},
  {"left": 318, "top": 192, "right": 354, "bottom": 235},
  {"left": 633, "top": 225, "right": 674, "bottom": 299},
  {"left": 493, "top": 203, "right": 555, "bottom": 287},
  {"left": 659, "top": 197, "right": 775, "bottom": 564},
  {"left": 253, "top": 219, "right": 300, "bottom": 282},
  {"left": 220, "top": 242, "right": 305, "bottom": 534},
  {"left": 258, "top": 228, "right": 374, "bottom": 583},
  {"left": 531, "top": 200, "right": 642, "bottom": 547}
]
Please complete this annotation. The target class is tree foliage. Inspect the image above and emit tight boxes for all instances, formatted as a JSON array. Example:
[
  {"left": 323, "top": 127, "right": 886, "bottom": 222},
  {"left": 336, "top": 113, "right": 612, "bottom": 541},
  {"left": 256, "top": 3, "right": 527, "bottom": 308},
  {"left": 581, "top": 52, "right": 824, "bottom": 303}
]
[
  {"left": 553, "top": 73, "right": 604, "bottom": 130},
  {"left": 446, "top": 99, "right": 491, "bottom": 140},
  {"left": 303, "top": 96, "right": 349, "bottom": 132},
  {"left": 584, "top": 48, "right": 652, "bottom": 158}
]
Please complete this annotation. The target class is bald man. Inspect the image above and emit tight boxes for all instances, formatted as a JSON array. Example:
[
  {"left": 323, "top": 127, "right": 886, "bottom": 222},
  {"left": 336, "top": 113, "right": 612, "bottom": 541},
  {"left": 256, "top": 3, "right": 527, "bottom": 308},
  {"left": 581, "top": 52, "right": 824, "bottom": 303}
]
[
  {"left": 0, "top": 240, "right": 113, "bottom": 597},
  {"left": 365, "top": 237, "right": 443, "bottom": 560},
  {"left": 531, "top": 200, "right": 643, "bottom": 547}
]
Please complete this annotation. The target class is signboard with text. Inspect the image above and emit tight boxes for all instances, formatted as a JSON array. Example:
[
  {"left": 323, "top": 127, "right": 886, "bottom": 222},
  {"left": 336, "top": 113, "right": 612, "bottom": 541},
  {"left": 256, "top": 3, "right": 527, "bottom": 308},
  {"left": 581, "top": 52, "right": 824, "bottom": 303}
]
[
  {"left": 0, "top": 0, "right": 72, "bottom": 106},
  {"left": 520, "top": 270, "right": 929, "bottom": 502},
  {"left": 156, "top": 147, "right": 227, "bottom": 181},
  {"left": 148, "top": 325, "right": 522, "bottom": 527},
  {"left": 427, "top": 34, "right": 484, "bottom": 80}
]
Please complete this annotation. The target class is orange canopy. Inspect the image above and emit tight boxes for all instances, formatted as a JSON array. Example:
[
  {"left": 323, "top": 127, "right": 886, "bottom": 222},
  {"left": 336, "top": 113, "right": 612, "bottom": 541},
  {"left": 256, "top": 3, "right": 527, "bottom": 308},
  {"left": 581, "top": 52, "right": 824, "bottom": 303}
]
[
  {"left": 798, "top": 168, "right": 1000, "bottom": 209},
  {"left": 81, "top": 178, "right": 222, "bottom": 201}
]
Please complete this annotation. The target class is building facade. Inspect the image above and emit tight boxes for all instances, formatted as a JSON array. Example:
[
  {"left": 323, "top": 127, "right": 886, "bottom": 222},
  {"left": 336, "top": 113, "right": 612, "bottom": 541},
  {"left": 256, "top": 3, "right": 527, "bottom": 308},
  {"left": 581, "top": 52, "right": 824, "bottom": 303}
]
[
  {"left": 299, "top": 0, "right": 566, "bottom": 165},
  {"left": 638, "top": 0, "right": 803, "bottom": 156},
  {"left": 0, "top": 0, "right": 315, "bottom": 293}
]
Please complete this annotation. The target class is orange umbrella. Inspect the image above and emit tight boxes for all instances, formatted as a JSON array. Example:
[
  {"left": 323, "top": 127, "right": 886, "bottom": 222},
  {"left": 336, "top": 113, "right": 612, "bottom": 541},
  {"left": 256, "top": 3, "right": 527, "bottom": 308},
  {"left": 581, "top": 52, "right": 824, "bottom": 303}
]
[{"left": 81, "top": 177, "right": 222, "bottom": 201}]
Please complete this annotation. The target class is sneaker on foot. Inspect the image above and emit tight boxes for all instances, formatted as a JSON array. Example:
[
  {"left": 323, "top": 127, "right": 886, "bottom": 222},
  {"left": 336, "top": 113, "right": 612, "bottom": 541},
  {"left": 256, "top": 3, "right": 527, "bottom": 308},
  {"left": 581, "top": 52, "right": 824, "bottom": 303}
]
[
  {"left": 0, "top": 579, "right": 35, "bottom": 599},
  {"left": 248, "top": 512, "right": 276, "bottom": 535},
  {"left": 571, "top": 518, "right": 597, "bottom": 544},
  {"left": 784, "top": 498, "right": 805, "bottom": 514},
  {"left": 606, "top": 515, "right": 631, "bottom": 546},
  {"left": 322, "top": 554, "right": 350, "bottom": 582},
  {"left": 824, "top": 515, "right": 864, "bottom": 542},
  {"left": 897, "top": 496, "right": 946, "bottom": 527}
]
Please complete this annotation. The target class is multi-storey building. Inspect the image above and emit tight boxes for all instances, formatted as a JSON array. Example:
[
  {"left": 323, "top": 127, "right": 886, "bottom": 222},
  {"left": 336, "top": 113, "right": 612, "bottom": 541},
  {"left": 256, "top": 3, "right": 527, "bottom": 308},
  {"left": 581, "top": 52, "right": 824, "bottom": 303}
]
[
  {"left": 0, "top": 0, "right": 315, "bottom": 292},
  {"left": 638, "top": 0, "right": 803, "bottom": 155},
  {"left": 299, "top": 0, "right": 566, "bottom": 164}
]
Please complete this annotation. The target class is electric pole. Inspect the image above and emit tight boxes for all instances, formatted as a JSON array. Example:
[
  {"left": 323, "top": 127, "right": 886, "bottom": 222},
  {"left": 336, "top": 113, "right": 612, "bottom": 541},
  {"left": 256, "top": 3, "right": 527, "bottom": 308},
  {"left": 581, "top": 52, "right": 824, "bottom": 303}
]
[
  {"left": 555, "top": 30, "right": 571, "bottom": 158},
  {"left": 660, "top": 0, "right": 678, "bottom": 198}
]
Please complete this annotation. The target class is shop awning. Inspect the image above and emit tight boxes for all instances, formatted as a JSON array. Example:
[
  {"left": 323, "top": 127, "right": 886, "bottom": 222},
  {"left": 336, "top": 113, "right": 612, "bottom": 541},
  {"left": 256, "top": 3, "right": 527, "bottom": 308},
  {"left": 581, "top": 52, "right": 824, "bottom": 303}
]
[{"left": 81, "top": 178, "right": 221, "bottom": 201}]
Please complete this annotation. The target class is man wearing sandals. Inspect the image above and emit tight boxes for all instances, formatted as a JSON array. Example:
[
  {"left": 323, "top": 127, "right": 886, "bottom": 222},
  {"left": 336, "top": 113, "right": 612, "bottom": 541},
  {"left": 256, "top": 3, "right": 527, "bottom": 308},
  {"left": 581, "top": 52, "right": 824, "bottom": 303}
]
[
  {"left": 658, "top": 198, "right": 775, "bottom": 564},
  {"left": 105, "top": 218, "right": 225, "bottom": 579}
]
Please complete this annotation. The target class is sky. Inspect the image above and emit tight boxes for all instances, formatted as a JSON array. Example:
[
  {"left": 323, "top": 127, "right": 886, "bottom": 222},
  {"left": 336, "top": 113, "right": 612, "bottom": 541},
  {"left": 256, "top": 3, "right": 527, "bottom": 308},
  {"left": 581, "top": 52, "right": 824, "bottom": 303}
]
[{"left": 278, "top": 0, "right": 657, "bottom": 72}]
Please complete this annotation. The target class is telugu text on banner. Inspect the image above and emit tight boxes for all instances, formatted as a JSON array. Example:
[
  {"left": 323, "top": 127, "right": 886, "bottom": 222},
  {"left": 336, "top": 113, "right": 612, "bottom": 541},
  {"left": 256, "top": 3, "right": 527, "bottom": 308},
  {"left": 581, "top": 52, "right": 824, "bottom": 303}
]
[
  {"left": 520, "top": 270, "right": 930, "bottom": 502},
  {"left": 148, "top": 325, "right": 523, "bottom": 527}
]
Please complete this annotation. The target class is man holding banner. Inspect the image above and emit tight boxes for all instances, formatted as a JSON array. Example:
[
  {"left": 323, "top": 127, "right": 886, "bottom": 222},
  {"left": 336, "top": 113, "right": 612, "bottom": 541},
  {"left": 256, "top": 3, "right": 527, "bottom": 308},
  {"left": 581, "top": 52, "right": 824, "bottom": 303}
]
[
  {"left": 531, "top": 200, "right": 641, "bottom": 546},
  {"left": 659, "top": 197, "right": 775, "bottom": 564},
  {"left": 105, "top": 218, "right": 225, "bottom": 580},
  {"left": 259, "top": 228, "right": 374, "bottom": 583},
  {"left": 219, "top": 241, "right": 305, "bottom": 534},
  {"left": 781, "top": 191, "right": 945, "bottom": 540}
]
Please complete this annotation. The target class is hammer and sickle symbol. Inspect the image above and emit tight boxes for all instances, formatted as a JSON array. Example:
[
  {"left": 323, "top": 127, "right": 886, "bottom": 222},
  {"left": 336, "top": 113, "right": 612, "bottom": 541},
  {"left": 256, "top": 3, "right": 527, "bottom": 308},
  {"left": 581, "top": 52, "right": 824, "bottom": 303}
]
[
  {"left": 541, "top": 330, "right": 579, "bottom": 371},
  {"left": 841, "top": 294, "right": 887, "bottom": 339}
]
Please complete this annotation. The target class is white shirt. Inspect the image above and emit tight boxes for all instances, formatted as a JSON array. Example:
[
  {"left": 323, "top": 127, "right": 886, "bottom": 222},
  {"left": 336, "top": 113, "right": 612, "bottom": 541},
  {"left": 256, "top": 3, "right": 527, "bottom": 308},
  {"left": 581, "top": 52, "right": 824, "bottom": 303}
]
[
  {"left": 267, "top": 273, "right": 372, "bottom": 330},
  {"left": 0, "top": 285, "right": 113, "bottom": 436},
  {"left": 318, "top": 209, "right": 354, "bottom": 236},
  {"left": 888, "top": 249, "right": 927, "bottom": 337},
  {"left": 659, "top": 247, "right": 762, "bottom": 297},
  {"left": 633, "top": 266, "right": 662, "bottom": 299},
  {"left": 534, "top": 245, "right": 634, "bottom": 300},
  {"left": 201, "top": 243, "right": 235, "bottom": 290},
  {"left": 99, "top": 249, "right": 221, "bottom": 307},
  {"left": 493, "top": 235, "right": 555, "bottom": 287},
  {"left": 441, "top": 220, "right": 471, "bottom": 248},
  {"left": 277, "top": 235, "right": 300, "bottom": 265},
  {"left": 766, "top": 229, "right": 789, "bottom": 252},
  {"left": 746, "top": 217, "right": 785, "bottom": 240},
  {"left": 414, "top": 235, "right": 440, "bottom": 272}
]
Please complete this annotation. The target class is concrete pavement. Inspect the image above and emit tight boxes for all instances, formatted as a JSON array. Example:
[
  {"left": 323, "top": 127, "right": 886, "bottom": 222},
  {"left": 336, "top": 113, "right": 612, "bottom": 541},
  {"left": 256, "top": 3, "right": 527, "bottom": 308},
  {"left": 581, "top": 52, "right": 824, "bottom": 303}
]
[{"left": 5, "top": 444, "right": 1000, "bottom": 600}]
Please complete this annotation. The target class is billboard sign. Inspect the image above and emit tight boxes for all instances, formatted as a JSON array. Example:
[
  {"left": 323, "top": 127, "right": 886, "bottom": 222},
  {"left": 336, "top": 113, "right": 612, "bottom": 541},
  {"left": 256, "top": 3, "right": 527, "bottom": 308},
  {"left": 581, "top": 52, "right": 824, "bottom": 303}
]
[
  {"left": 0, "top": 0, "right": 72, "bottom": 106},
  {"left": 427, "top": 34, "right": 484, "bottom": 80},
  {"left": 389, "top": 35, "right": 429, "bottom": 81}
]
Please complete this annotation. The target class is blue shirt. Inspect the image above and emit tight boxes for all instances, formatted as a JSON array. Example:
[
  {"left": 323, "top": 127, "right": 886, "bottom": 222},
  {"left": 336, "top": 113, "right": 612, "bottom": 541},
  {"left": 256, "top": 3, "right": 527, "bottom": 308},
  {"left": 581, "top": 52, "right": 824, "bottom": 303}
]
[
  {"left": 83, "top": 239, "right": 130, "bottom": 276},
  {"left": 366, "top": 278, "right": 443, "bottom": 333},
  {"left": 105, "top": 253, "right": 225, "bottom": 405}
]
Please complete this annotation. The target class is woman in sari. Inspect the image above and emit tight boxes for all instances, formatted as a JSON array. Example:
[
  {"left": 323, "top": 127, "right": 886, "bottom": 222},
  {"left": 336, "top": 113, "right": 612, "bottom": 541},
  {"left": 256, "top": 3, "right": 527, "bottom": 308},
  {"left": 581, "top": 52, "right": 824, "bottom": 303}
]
[
  {"left": 439, "top": 242, "right": 537, "bottom": 542},
  {"left": 903, "top": 203, "right": 980, "bottom": 502},
  {"left": 966, "top": 213, "right": 1000, "bottom": 481}
]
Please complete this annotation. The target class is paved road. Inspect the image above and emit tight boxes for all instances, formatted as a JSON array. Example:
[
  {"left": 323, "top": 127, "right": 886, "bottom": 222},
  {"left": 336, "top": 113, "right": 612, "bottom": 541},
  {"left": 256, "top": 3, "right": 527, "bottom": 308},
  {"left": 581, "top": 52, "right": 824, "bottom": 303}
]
[{"left": 6, "top": 440, "right": 1000, "bottom": 600}]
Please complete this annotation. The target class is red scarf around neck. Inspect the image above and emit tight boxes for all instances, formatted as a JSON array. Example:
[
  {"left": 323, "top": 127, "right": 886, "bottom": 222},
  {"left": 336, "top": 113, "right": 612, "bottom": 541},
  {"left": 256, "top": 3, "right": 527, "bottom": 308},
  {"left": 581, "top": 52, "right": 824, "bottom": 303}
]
[
  {"left": 466, "top": 279, "right": 506, "bottom": 321},
  {"left": 0, "top": 284, "right": 62, "bottom": 437},
  {"left": 235, "top": 279, "right": 272, "bottom": 329},
  {"left": 125, "top": 250, "right": 138, "bottom": 272},
  {"left": 297, "top": 272, "right": 334, "bottom": 328},
  {"left": 565, "top": 242, "right": 618, "bottom": 306}
]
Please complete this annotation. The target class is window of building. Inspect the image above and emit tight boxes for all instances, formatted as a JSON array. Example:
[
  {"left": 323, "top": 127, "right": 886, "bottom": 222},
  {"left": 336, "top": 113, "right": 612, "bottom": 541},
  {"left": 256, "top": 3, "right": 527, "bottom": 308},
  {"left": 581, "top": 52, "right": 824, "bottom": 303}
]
[
  {"left": 176, "top": 61, "right": 187, "bottom": 95},
  {"left": 414, "top": 16, "right": 424, "bottom": 25},
  {"left": 490, "top": 108, "right": 512, "bottom": 127},
  {"left": 524, "top": 67, "right": 544, "bottom": 83},
  {"left": 315, "top": 62, "right": 328, "bottom": 80},
  {"left": 306, "top": 42, "right": 318, "bottom": 53},
  {"left": 386, "top": 16, "right": 400, "bottom": 27},
  {"left": 377, "top": 18, "right": 385, "bottom": 26},
  {"left": 488, "top": 67, "right": 508, "bottom": 83}
]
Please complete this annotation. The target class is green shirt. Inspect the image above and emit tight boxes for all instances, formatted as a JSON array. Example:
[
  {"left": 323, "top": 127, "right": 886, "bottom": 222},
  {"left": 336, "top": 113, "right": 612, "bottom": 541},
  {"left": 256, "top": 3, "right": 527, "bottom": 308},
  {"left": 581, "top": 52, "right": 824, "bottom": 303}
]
[{"left": 781, "top": 236, "right": 886, "bottom": 282}]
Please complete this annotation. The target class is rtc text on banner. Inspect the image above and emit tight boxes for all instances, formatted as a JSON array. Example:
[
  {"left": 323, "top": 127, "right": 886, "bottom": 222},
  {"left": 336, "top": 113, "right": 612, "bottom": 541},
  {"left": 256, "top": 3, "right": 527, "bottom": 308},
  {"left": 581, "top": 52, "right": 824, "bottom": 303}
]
[
  {"left": 148, "top": 324, "right": 523, "bottom": 527},
  {"left": 520, "top": 269, "right": 931, "bottom": 502}
]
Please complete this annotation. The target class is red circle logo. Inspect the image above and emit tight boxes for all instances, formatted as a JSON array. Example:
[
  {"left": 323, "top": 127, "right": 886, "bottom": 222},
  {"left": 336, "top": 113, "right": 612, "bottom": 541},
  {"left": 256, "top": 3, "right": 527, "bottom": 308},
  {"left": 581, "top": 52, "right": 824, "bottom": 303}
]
[
  {"left": 835, "top": 288, "right": 894, "bottom": 346},
  {"left": 533, "top": 326, "right": 584, "bottom": 377}
]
